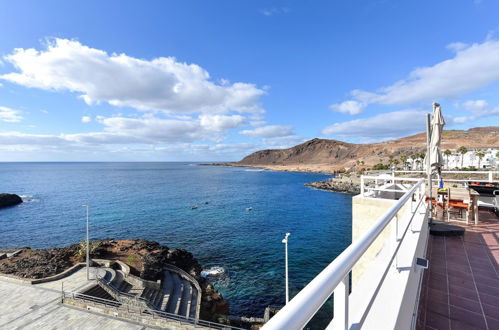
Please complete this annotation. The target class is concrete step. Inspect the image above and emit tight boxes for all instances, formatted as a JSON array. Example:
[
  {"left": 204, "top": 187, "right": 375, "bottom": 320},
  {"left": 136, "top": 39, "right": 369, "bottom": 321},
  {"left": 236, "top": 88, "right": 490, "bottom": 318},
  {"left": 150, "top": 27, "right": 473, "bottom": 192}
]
[
  {"left": 160, "top": 271, "right": 174, "bottom": 311},
  {"left": 166, "top": 274, "right": 184, "bottom": 315},
  {"left": 127, "top": 285, "right": 145, "bottom": 297},
  {"left": 112, "top": 270, "right": 125, "bottom": 290},
  {"left": 179, "top": 280, "right": 192, "bottom": 318},
  {"left": 150, "top": 287, "right": 163, "bottom": 308},
  {"left": 83, "top": 285, "right": 116, "bottom": 301},
  {"left": 119, "top": 280, "right": 132, "bottom": 293},
  {"left": 103, "top": 268, "right": 116, "bottom": 282},
  {"left": 189, "top": 286, "right": 198, "bottom": 319}
]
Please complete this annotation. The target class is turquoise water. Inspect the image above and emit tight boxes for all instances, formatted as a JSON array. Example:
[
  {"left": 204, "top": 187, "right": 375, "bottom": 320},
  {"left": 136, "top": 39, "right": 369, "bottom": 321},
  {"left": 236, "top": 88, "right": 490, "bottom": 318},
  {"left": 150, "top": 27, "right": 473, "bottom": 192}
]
[{"left": 0, "top": 162, "right": 352, "bottom": 327}]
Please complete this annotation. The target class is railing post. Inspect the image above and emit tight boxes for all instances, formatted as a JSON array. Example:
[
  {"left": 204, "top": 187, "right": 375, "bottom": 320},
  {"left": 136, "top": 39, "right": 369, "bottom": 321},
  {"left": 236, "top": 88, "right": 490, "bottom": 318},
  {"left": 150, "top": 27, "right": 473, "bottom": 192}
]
[
  {"left": 361, "top": 176, "right": 365, "bottom": 196},
  {"left": 489, "top": 171, "right": 493, "bottom": 182},
  {"left": 392, "top": 215, "right": 399, "bottom": 269},
  {"left": 333, "top": 275, "right": 349, "bottom": 330}
]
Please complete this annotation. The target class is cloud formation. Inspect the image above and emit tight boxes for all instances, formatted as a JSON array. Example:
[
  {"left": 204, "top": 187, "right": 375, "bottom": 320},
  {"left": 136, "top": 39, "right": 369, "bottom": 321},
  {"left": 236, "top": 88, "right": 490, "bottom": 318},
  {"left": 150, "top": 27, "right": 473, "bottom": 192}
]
[
  {"left": 322, "top": 110, "right": 426, "bottom": 139},
  {"left": 81, "top": 115, "right": 92, "bottom": 123},
  {"left": 0, "top": 106, "right": 22, "bottom": 122},
  {"left": 453, "top": 99, "right": 499, "bottom": 123},
  {"left": 330, "top": 39, "right": 499, "bottom": 114},
  {"left": 330, "top": 100, "right": 364, "bottom": 115},
  {"left": 1, "top": 38, "right": 265, "bottom": 114},
  {"left": 260, "top": 7, "right": 289, "bottom": 16},
  {"left": 240, "top": 125, "right": 294, "bottom": 138}
]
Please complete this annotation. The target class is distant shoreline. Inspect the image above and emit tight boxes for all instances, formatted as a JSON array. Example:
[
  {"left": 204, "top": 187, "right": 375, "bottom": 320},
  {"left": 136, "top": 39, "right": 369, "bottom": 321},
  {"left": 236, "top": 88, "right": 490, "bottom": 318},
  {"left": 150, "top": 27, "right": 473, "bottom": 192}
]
[{"left": 203, "top": 162, "right": 339, "bottom": 175}]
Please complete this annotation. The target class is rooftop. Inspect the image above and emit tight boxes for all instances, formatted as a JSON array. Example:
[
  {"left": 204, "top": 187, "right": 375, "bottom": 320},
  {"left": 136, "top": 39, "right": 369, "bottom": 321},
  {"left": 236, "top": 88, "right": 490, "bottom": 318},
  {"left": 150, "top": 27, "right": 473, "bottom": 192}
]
[{"left": 417, "top": 209, "right": 499, "bottom": 330}]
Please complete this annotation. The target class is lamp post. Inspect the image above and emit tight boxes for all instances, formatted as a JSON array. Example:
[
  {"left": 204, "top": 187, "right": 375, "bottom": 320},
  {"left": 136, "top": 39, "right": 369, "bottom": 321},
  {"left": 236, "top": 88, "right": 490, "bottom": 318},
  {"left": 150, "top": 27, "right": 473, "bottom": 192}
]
[
  {"left": 82, "top": 204, "right": 90, "bottom": 280},
  {"left": 282, "top": 232, "right": 291, "bottom": 304}
]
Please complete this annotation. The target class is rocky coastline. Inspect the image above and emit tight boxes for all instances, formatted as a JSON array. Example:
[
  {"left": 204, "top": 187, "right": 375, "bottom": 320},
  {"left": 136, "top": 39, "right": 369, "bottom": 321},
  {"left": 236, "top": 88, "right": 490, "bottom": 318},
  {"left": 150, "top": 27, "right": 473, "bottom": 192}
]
[
  {"left": 0, "top": 239, "right": 228, "bottom": 321},
  {"left": 305, "top": 176, "right": 361, "bottom": 194},
  {"left": 0, "top": 193, "right": 23, "bottom": 208}
]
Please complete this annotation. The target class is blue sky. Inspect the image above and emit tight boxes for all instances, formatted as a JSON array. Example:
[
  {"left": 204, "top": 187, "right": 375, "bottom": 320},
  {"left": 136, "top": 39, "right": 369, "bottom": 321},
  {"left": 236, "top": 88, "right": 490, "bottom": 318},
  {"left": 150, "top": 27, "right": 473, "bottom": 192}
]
[{"left": 0, "top": 0, "right": 499, "bottom": 161}]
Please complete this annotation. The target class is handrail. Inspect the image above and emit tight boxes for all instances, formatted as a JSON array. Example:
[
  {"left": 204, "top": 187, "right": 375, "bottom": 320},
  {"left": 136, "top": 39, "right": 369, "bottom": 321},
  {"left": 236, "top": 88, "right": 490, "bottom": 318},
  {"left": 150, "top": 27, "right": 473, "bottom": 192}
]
[
  {"left": 63, "top": 290, "right": 245, "bottom": 330},
  {"left": 96, "top": 275, "right": 150, "bottom": 305},
  {"left": 164, "top": 263, "right": 202, "bottom": 320},
  {"left": 262, "top": 179, "right": 424, "bottom": 329},
  {"left": 394, "top": 170, "right": 498, "bottom": 174}
]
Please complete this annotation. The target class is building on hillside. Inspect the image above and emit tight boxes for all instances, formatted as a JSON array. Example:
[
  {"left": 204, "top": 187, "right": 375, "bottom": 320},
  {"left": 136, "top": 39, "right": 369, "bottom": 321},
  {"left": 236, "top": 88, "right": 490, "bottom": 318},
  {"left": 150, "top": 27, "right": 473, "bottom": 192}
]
[{"left": 443, "top": 148, "right": 499, "bottom": 169}]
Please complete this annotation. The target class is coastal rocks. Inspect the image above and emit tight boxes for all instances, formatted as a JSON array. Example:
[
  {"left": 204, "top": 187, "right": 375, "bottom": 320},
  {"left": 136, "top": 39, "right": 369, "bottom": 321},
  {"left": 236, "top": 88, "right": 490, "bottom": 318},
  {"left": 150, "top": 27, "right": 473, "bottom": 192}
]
[
  {"left": 305, "top": 176, "right": 361, "bottom": 194},
  {"left": 0, "top": 238, "right": 231, "bottom": 323},
  {"left": 166, "top": 248, "right": 203, "bottom": 278},
  {"left": 202, "top": 283, "right": 230, "bottom": 317},
  {"left": 0, "top": 193, "right": 23, "bottom": 209},
  {"left": 0, "top": 245, "right": 79, "bottom": 278}
]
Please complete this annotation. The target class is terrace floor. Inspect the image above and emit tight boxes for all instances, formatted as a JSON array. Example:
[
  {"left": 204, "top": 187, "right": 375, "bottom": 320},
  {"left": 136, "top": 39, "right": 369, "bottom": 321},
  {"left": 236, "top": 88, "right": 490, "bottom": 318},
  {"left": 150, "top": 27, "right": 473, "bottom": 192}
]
[{"left": 416, "top": 209, "right": 499, "bottom": 330}]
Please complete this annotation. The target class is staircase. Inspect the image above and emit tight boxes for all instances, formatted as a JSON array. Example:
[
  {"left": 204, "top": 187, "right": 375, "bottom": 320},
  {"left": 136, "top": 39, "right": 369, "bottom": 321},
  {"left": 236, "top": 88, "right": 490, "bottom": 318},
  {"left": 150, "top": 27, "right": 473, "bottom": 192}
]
[{"left": 84, "top": 263, "right": 201, "bottom": 320}]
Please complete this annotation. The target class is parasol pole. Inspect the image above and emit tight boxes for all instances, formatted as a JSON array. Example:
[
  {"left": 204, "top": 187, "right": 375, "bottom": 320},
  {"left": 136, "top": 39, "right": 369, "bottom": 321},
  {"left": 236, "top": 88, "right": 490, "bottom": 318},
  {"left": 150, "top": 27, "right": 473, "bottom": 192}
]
[{"left": 426, "top": 113, "right": 433, "bottom": 223}]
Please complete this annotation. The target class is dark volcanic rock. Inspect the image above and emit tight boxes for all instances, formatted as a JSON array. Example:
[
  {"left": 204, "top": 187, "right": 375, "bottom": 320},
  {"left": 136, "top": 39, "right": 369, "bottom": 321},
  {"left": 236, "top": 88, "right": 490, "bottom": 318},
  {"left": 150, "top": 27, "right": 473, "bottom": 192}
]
[
  {"left": 0, "top": 238, "right": 231, "bottom": 322},
  {"left": 0, "top": 193, "right": 23, "bottom": 209},
  {"left": 0, "top": 245, "right": 79, "bottom": 278},
  {"left": 305, "top": 177, "right": 361, "bottom": 194}
]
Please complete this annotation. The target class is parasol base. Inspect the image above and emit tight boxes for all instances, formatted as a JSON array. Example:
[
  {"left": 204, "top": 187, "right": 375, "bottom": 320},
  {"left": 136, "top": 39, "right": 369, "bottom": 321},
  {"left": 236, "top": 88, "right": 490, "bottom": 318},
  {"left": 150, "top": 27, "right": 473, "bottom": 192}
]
[{"left": 429, "top": 221, "right": 465, "bottom": 236}]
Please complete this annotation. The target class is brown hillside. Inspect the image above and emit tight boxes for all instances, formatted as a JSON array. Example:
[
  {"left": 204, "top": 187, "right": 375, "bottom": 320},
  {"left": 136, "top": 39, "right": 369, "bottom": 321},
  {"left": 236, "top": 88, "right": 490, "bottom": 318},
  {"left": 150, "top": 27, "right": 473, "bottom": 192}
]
[{"left": 232, "top": 127, "right": 499, "bottom": 172}]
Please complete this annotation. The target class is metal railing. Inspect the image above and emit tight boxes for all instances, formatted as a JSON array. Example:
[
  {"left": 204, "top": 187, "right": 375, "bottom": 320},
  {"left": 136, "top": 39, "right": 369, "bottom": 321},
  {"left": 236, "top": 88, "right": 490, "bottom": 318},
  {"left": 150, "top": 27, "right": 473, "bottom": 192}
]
[
  {"left": 262, "top": 179, "right": 425, "bottom": 330},
  {"left": 96, "top": 274, "right": 150, "bottom": 306},
  {"left": 361, "top": 172, "right": 499, "bottom": 198},
  {"left": 164, "top": 263, "right": 203, "bottom": 320},
  {"left": 62, "top": 290, "right": 244, "bottom": 330},
  {"left": 394, "top": 170, "right": 499, "bottom": 182}
]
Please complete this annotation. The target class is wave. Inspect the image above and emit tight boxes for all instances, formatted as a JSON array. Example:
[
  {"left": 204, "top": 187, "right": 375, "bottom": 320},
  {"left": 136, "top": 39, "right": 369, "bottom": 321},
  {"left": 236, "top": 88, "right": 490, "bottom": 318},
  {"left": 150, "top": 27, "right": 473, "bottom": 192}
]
[
  {"left": 244, "top": 169, "right": 265, "bottom": 172},
  {"left": 201, "top": 266, "right": 226, "bottom": 278},
  {"left": 19, "top": 195, "right": 39, "bottom": 202}
]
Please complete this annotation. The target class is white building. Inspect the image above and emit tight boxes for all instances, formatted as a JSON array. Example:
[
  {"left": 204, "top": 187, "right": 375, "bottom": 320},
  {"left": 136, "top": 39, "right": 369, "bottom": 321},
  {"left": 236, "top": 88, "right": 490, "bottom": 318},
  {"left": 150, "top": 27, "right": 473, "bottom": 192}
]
[{"left": 444, "top": 148, "right": 498, "bottom": 169}]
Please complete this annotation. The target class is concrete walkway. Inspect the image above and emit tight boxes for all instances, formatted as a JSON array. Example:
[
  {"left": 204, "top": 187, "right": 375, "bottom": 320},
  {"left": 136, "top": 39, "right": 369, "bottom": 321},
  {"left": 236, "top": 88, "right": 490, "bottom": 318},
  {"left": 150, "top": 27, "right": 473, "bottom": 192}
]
[{"left": 0, "top": 267, "right": 156, "bottom": 330}]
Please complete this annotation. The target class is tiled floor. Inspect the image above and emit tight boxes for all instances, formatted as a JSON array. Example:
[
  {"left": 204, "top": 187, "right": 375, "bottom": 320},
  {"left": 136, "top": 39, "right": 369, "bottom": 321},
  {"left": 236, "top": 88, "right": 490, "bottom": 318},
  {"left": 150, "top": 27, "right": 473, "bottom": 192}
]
[{"left": 417, "top": 209, "right": 499, "bottom": 330}]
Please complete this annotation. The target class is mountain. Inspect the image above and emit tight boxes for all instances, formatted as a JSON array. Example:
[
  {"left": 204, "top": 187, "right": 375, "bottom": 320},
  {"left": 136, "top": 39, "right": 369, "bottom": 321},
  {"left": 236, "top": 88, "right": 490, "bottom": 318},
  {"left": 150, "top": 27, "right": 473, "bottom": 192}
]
[{"left": 229, "top": 127, "right": 499, "bottom": 173}]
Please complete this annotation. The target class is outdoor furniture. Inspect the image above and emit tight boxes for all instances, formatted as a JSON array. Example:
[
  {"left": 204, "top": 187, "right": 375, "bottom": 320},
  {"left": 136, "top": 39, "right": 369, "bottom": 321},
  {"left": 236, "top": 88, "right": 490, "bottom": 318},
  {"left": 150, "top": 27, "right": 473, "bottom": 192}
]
[
  {"left": 447, "top": 200, "right": 470, "bottom": 224},
  {"left": 469, "top": 190, "right": 480, "bottom": 225},
  {"left": 437, "top": 189, "right": 450, "bottom": 222}
]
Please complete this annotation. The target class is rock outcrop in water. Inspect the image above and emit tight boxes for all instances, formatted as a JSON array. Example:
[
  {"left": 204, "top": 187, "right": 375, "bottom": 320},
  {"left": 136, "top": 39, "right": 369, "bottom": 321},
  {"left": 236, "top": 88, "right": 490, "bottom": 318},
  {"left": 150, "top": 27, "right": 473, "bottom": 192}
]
[
  {"left": 305, "top": 176, "right": 361, "bottom": 194},
  {"left": 0, "top": 193, "right": 23, "bottom": 209},
  {"left": 0, "top": 239, "right": 228, "bottom": 320}
]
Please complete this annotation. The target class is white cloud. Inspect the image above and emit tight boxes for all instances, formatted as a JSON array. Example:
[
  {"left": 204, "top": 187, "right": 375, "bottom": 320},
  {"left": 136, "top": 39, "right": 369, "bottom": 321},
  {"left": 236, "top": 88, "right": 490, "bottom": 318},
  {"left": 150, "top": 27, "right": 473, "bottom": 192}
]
[
  {"left": 199, "top": 114, "right": 245, "bottom": 132},
  {"left": 262, "top": 135, "right": 306, "bottom": 148},
  {"left": 446, "top": 42, "right": 468, "bottom": 52},
  {"left": 322, "top": 110, "right": 427, "bottom": 139},
  {"left": 453, "top": 99, "right": 499, "bottom": 122},
  {"left": 81, "top": 115, "right": 92, "bottom": 123},
  {"left": 240, "top": 125, "right": 294, "bottom": 138},
  {"left": 330, "top": 100, "right": 365, "bottom": 115},
  {"left": 0, "top": 106, "right": 23, "bottom": 122},
  {"left": 0, "top": 131, "right": 68, "bottom": 145},
  {"left": 1, "top": 38, "right": 265, "bottom": 114},
  {"left": 331, "top": 39, "right": 499, "bottom": 109},
  {"left": 260, "top": 7, "right": 289, "bottom": 16}
]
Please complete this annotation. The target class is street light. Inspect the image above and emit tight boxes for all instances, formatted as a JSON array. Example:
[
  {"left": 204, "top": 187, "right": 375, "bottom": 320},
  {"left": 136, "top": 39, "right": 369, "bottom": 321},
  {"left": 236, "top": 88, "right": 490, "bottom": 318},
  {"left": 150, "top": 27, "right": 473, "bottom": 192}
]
[
  {"left": 282, "top": 232, "right": 291, "bottom": 304},
  {"left": 82, "top": 204, "right": 90, "bottom": 280}
]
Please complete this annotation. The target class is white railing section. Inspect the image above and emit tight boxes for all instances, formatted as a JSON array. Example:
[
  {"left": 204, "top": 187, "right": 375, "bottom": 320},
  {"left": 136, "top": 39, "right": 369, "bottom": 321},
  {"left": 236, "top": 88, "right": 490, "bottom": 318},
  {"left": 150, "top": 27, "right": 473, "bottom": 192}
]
[
  {"left": 394, "top": 170, "right": 498, "bottom": 182},
  {"left": 361, "top": 172, "right": 499, "bottom": 198},
  {"left": 262, "top": 179, "right": 425, "bottom": 330},
  {"left": 360, "top": 175, "right": 420, "bottom": 197}
]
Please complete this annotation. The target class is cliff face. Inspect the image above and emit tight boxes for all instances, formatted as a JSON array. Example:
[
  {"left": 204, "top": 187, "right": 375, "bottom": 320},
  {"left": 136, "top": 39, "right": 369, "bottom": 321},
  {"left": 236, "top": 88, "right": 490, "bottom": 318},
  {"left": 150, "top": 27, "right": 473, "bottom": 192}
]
[{"left": 234, "top": 127, "right": 499, "bottom": 172}]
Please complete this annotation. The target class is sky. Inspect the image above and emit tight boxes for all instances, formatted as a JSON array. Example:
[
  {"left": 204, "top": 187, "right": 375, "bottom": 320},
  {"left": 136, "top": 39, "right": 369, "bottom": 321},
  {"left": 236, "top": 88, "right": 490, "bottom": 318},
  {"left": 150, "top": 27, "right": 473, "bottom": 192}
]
[{"left": 1, "top": 0, "right": 499, "bottom": 161}]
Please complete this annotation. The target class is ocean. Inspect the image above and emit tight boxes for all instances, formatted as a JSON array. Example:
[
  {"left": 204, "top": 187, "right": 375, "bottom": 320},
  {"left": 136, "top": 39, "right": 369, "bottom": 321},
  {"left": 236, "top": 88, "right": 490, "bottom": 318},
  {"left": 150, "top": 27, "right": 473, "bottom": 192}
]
[{"left": 0, "top": 162, "right": 352, "bottom": 328}]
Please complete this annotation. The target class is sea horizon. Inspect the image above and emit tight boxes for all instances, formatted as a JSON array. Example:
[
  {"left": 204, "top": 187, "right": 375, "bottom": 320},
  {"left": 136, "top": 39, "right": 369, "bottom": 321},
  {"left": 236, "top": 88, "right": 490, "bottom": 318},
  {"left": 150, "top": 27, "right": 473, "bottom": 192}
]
[{"left": 0, "top": 162, "right": 351, "bottom": 327}]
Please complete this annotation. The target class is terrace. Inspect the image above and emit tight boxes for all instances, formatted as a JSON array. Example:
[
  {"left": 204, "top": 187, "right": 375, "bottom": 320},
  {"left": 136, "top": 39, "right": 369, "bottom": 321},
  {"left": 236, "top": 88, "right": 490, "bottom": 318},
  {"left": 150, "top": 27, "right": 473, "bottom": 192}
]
[{"left": 263, "top": 170, "right": 499, "bottom": 330}]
